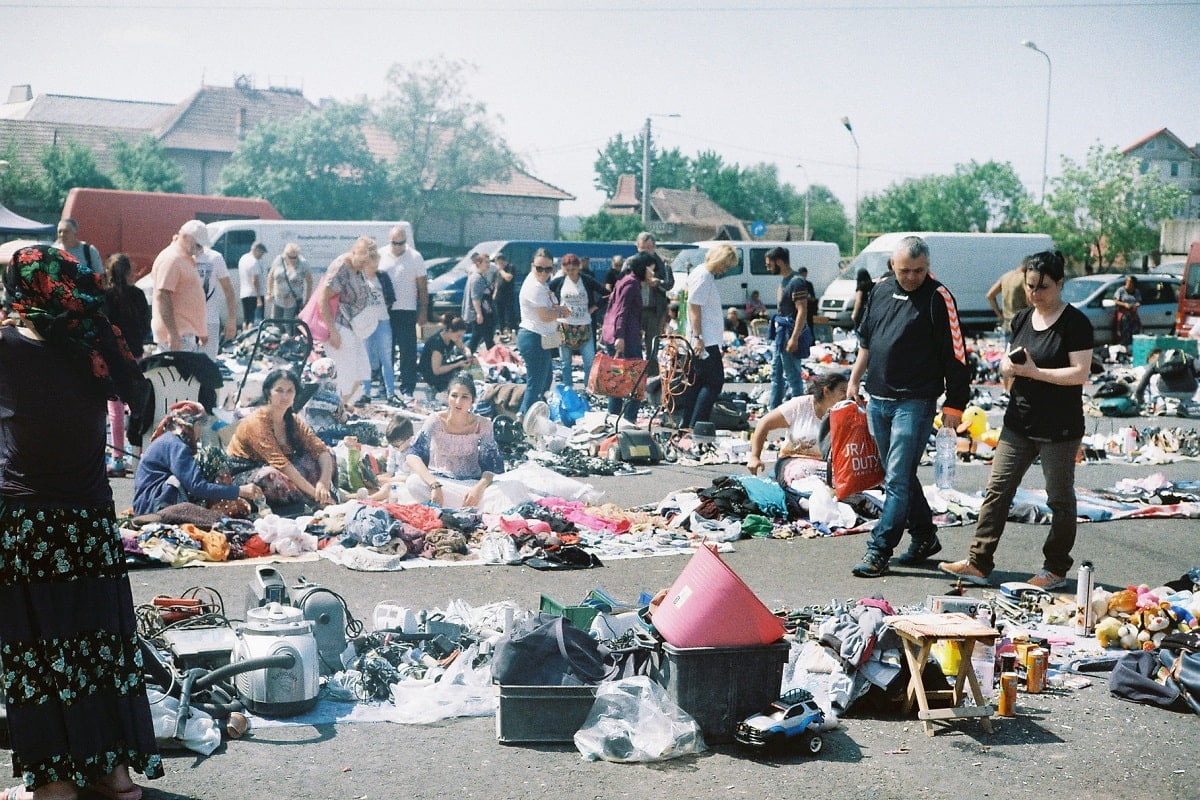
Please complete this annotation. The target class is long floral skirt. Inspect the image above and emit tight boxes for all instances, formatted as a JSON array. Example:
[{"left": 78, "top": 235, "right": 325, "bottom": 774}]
[{"left": 0, "top": 500, "right": 163, "bottom": 790}]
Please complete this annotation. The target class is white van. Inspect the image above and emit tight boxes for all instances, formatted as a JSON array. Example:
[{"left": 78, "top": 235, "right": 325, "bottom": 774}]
[
  {"left": 206, "top": 220, "right": 407, "bottom": 296},
  {"left": 818, "top": 232, "right": 1054, "bottom": 330},
  {"left": 668, "top": 240, "right": 841, "bottom": 312}
]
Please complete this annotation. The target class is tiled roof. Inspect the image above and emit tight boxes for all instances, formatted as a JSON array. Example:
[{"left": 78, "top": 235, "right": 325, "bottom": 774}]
[
  {"left": 154, "top": 85, "right": 313, "bottom": 153},
  {"left": 0, "top": 93, "right": 173, "bottom": 129},
  {"left": 649, "top": 187, "right": 741, "bottom": 226},
  {"left": 0, "top": 119, "right": 143, "bottom": 173},
  {"left": 605, "top": 173, "right": 640, "bottom": 212},
  {"left": 1122, "top": 127, "right": 1200, "bottom": 159},
  {"left": 470, "top": 169, "right": 574, "bottom": 200}
]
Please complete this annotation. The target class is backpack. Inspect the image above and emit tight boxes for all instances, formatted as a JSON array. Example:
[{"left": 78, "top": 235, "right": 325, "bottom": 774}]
[
  {"left": 1157, "top": 349, "right": 1191, "bottom": 379},
  {"left": 1097, "top": 396, "right": 1138, "bottom": 417},
  {"left": 1108, "top": 650, "right": 1190, "bottom": 712}
]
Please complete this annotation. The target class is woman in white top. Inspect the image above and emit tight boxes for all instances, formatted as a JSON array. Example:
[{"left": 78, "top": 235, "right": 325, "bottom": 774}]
[
  {"left": 747, "top": 371, "right": 849, "bottom": 488},
  {"left": 359, "top": 256, "right": 397, "bottom": 403},
  {"left": 516, "top": 248, "right": 570, "bottom": 415},
  {"left": 548, "top": 253, "right": 601, "bottom": 389}
]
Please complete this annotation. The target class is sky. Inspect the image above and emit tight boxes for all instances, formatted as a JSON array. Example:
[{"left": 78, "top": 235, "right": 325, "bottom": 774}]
[{"left": 5, "top": 0, "right": 1199, "bottom": 220}]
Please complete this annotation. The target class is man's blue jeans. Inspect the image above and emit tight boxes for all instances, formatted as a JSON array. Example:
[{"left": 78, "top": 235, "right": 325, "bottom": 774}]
[
  {"left": 363, "top": 320, "right": 395, "bottom": 398},
  {"left": 518, "top": 328, "right": 554, "bottom": 415},
  {"left": 770, "top": 346, "right": 805, "bottom": 408},
  {"left": 865, "top": 396, "right": 938, "bottom": 560}
]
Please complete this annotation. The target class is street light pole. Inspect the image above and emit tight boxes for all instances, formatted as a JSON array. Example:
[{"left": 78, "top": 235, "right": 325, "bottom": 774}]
[
  {"left": 1022, "top": 40, "right": 1052, "bottom": 205},
  {"left": 795, "top": 162, "right": 811, "bottom": 241},
  {"left": 641, "top": 113, "right": 680, "bottom": 225},
  {"left": 841, "top": 117, "right": 860, "bottom": 255}
]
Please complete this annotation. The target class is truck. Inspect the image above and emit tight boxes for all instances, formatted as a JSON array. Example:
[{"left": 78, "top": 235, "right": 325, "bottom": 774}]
[
  {"left": 668, "top": 240, "right": 842, "bottom": 312},
  {"left": 818, "top": 232, "right": 1054, "bottom": 330},
  {"left": 1175, "top": 240, "right": 1200, "bottom": 338},
  {"left": 60, "top": 188, "right": 281, "bottom": 280}
]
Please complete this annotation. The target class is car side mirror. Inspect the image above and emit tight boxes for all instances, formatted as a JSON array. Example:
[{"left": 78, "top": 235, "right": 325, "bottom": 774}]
[{"left": 1101, "top": 298, "right": 1116, "bottom": 308}]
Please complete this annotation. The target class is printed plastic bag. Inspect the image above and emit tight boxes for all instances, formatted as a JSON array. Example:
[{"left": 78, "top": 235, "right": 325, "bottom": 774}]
[
  {"left": 549, "top": 384, "right": 589, "bottom": 427},
  {"left": 587, "top": 352, "right": 648, "bottom": 400},
  {"left": 827, "top": 400, "right": 884, "bottom": 500},
  {"left": 574, "top": 675, "right": 706, "bottom": 762}
]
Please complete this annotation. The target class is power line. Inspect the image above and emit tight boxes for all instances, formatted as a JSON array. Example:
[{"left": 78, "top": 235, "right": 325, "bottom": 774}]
[{"left": 2, "top": 1, "right": 1195, "bottom": 8}]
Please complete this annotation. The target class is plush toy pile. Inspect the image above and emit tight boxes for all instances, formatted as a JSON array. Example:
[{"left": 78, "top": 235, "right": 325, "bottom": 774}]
[{"left": 1087, "top": 584, "right": 1200, "bottom": 651}]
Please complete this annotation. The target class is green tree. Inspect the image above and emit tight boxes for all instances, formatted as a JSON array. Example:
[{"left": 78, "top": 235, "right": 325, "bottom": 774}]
[
  {"left": 1034, "top": 143, "right": 1187, "bottom": 269},
  {"left": 793, "top": 184, "right": 851, "bottom": 253},
  {"left": 38, "top": 140, "right": 113, "bottom": 210},
  {"left": 577, "top": 211, "right": 644, "bottom": 242},
  {"left": 220, "top": 103, "right": 386, "bottom": 219},
  {"left": 859, "top": 160, "right": 1029, "bottom": 234},
  {"left": 593, "top": 133, "right": 691, "bottom": 199},
  {"left": 109, "top": 135, "right": 185, "bottom": 193},
  {"left": 0, "top": 141, "right": 41, "bottom": 212},
  {"left": 377, "top": 58, "right": 518, "bottom": 230}
]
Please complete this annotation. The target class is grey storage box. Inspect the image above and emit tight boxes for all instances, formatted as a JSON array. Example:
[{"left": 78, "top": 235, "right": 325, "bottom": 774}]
[{"left": 495, "top": 684, "right": 598, "bottom": 745}]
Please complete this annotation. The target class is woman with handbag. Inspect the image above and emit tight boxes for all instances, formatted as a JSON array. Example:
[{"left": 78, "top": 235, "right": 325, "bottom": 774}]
[
  {"left": 517, "top": 249, "right": 570, "bottom": 415},
  {"left": 548, "top": 253, "right": 601, "bottom": 390},
  {"left": 599, "top": 254, "right": 653, "bottom": 424},
  {"left": 265, "top": 243, "right": 312, "bottom": 320},
  {"left": 318, "top": 237, "right": 376, "bottom": 407}
]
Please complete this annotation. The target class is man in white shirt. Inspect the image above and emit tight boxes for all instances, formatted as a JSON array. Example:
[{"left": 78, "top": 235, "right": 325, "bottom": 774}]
[
  {"left": 237, "top": 242, "right": 268, "bottom": 329},
  {"left": 54, "top": 218, "right": 103, "bottom": 275},
  {"left": 379, "top": 224, "right": 428, "bottom": 398},
  {"left": 194, "top": 247, "right": 238, "bottom": 359},
  {"left": 679, "top": 244, "right": 738, "bottom": 428}
]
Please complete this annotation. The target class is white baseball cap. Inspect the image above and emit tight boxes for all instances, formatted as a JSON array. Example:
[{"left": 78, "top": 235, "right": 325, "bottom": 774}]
[{"left": 179, "top": 219, "right": 211, "bottom": 249}]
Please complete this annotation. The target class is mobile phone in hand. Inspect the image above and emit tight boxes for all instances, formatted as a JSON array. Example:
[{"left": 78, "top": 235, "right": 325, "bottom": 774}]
[{"left": 1007, "top": 346, "right": 1028, "bottom": 365}]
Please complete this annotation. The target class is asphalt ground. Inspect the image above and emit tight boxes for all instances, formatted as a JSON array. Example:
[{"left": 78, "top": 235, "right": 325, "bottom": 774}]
[{"left": 97, "top": 395, "right": 1200, "bottom": 800}]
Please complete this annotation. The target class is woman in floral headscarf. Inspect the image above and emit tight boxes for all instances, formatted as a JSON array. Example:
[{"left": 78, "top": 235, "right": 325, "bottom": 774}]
[
  {"left": 0, "top": 245, "right": 162, "bottom": 800},
  {"left": 131, "top": 401, "right": 263, "bottom": 515}
]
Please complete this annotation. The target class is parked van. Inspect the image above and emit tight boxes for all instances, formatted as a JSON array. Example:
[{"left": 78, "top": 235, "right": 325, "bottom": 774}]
[
  {"left": 1174, "top": 240, "right": 1200, "bottom": 338},
  {"left": 205, "top": 220, "right": 404, "bottom": 296},
  {"left": 668, "top": 241, "right": 841, "bottom": 312},
  {"left": 61, "top": 188, "right": 280, "bottom": 280},
  {"left": 818, "top": 232, "right": 1054, "bottom": 330}
]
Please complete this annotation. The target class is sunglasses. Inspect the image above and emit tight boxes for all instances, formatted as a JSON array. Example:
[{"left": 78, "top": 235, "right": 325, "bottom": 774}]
[
  {"left": 534, "top": 266, "right": 554, "bottom": 273},
  {"left": 391, "top": 240, "right": 407, "bottom": 247}
]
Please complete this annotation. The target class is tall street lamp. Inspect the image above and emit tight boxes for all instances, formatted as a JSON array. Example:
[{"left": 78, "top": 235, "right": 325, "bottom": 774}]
[
  {"left": 1022, "top": 39, "right": 1052, "bottom": 205},
  {"left": 841, "top": 116, "right": 860, "bottom": 255},
  {"left": 795, "top": 162, "right": 811, "bottom": 241},
  {"left": 642, "top": 113, "right": 681, "bottom": 225}
]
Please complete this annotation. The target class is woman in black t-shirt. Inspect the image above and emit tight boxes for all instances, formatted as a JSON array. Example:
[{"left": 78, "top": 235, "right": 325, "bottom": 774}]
[
  {"left": 941, "top": 251, "right": 1093, "bottom": 592},
  {"left": 420, "top": 313, "right": 473, "bottom": 393}
]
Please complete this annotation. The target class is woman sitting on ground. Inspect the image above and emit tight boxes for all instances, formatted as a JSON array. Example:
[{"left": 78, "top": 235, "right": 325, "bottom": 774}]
[
  {"left": 227, "top": 368, "right": 337, "bottom": 512},
  {"left": 132, "top": 401, "right": 263, "bottom": 516},
  {"left": 746, "top": 371, "right": 849, "bottom": 487},
  {"left": 420, "top": 313, "right": 474, "bottom": 395},
  {"left": 405, "top": 373, "right": 526, "bottom": 510}
]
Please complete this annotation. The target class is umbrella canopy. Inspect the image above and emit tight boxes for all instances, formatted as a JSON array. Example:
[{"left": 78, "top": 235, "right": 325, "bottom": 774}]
[{"left": 0, "top": 203, "right": 54, "bottom": 236}]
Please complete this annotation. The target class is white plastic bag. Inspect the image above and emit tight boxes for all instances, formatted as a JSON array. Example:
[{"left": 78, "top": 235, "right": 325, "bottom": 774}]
[
  {"left": 146, "top": 688, "right": 222, "bottom": 756},
  {"left": 388, "top": 643, "right": 496, "bottom": 724},
  {"left": 574, "top": 676, "right": 706, "bottom": 762}
]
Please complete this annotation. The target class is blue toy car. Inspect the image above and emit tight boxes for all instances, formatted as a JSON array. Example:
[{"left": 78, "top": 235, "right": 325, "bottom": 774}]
[{"left": 734, "top": 688, "right": 826, "bottom": 754}]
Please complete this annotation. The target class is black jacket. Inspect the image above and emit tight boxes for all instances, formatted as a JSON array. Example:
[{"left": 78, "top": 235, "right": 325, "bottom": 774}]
[{"left": 548, "top": 273, "right": 603, "bottom": 311}]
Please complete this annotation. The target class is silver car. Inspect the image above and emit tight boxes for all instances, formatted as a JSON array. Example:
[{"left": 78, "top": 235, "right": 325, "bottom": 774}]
[{"left": 1061, "top": 273, "right": 1181, "bottom": 346}]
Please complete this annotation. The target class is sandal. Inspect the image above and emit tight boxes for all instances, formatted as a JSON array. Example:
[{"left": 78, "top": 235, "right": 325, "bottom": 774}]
[{"left": 0, "top": 786, "right": 29, "bottom": 800}]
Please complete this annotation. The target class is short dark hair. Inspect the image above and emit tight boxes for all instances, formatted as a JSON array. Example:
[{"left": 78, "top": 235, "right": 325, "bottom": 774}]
[
  {"left": 1025, "top": 250, "right": 1066, "bottom": 283},
  {"left": 766, "top": 246, "right": 789, "bottom": 265},
  {"left": 385, "top": 414, "right": 414, "bottom": 444},
  {"left": 624, "top": 252, "right": 655, "bottom": 281}
]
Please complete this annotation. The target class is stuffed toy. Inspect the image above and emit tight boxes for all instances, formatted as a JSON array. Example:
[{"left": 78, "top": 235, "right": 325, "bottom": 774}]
[
  {"left": 1117, "top": 620, "right": 1141, "bottom": 650},
  {"left": 1108, "top": 587, "right": 1139, "bottom": 616},
  {"left": 1095, "top": 617, "right": 1123, "bottom": 649}
]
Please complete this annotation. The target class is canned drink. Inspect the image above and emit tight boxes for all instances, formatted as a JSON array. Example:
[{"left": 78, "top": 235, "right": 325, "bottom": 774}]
[
  {"left": 226, "top": 711, "right": 251, "bottom": 739},
  {"left": 1000, "top": 652, "right": 1017, "bottom": 674},
  {"left": 997, "top": 673, "right": 1018, "bottom": 716},
  {"left": 1026, "top": 648, "right": 1047, "bottom": 694}
]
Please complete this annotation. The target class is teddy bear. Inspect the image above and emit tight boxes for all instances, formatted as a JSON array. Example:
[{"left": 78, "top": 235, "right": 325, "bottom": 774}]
[{"left": 1095, "top": 616, "right": 1123, "bottom": 649}]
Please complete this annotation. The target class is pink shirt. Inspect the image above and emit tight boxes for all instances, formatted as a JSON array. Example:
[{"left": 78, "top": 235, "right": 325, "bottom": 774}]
[{"left": 150, "top": 241, "right": 207, "bottom": 342}]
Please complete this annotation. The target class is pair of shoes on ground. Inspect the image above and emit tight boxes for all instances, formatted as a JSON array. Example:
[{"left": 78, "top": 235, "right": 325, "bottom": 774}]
[
  {"left": 939, "top": 560, "right": 1068, "bottom": 591},
  {"left": 852, "top": 535, "right": 942, "bottom": 578}
]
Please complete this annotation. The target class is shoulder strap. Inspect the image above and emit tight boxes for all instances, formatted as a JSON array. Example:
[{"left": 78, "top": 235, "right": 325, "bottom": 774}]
[{"left": 80, "top": 241, "right": 95, "bottom": 271}]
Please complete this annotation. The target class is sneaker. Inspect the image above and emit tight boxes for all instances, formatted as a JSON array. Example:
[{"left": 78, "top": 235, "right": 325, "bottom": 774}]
[
  {"left": 387, "top": 394, "right": 407, "bottom": 407},
  {"left": 896, "top": 535, "right": 942, "bottom": 566},
  {"left": 938, "top": 559, "right": 990, "bottom": 586},
  {"left": 106, "top": 458, "right": 128, "bottom": 478},
  {"left": 851, "top": 552, "right": 889, "bottom": 578},
  {"left": 1027, "top": 570, "right": 1068, "bottom": 591}
]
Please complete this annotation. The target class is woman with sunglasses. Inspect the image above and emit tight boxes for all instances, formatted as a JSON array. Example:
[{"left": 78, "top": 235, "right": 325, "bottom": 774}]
[
  {"left": 265, "top": 243, "right": 312, "bottom": 320},
  {"left": 517, "top": 248, "right": 570, "bottom": 415},
  {"left": 941, "top": 250, "right": 1093, "bottom": 591}
]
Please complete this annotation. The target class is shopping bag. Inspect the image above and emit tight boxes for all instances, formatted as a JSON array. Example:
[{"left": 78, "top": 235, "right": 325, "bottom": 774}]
[
  {"left": 588, "top": 352, "right": 648, "bottom": 400},
  {"left": 549, "top": 385, "right": 589, "bottom": 427},
  {"left": 298, "top": 273, "right": 337, "bottom": 343},
  {"left": 827, "top": 400, "right": 884, "bottom": 500}
]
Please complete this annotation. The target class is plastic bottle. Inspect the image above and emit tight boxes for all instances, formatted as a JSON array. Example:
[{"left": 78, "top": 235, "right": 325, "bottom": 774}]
[
  {"left": 934, "top": 425, "right": 957, "bottom": 489},
  {"left": 971, "top": 605, "right": 996, "bottom": 699}
]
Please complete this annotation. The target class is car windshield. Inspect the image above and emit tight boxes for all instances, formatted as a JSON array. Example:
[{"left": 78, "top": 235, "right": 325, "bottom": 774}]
[
  {"left": 1061, "top": 278, "right": 1108, "bottom": 304},
  {"left": 839, "top": 250, "right": 891, "bottom": 279},
  {"left": 671, "top": 248, "right": 707, "bottom": 274}
]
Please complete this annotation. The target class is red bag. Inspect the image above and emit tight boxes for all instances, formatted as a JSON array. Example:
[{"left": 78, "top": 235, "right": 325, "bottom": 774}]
[
  {"left": 828, "top": 400, "right": 884, "bottom": 500},
  {"left": 587, "top": 352, "right": 648, "bottom": 400}
]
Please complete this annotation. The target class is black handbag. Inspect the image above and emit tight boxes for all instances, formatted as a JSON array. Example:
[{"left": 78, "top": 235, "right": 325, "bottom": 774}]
[{"left": 491, "top": 613, "right": 609, "bottom": 686}]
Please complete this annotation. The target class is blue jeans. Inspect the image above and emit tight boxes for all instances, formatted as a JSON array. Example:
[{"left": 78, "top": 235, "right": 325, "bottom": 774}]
[
  {"left": 770, "top": 346, "right": 805, "bottom": 408},
  {"left": 559, "top": 333, "right": 596, "bottom": 390},
  {"left": 865, "top": 396, "right": 938, "bottom": 560},
  {"left": 518, "top": 328, "right": 554, "bottom": 415},
  {"left": 363, "top": 320, "right": 395, "bottom": 397},
  {"left": 604, "top": 342, "right": 642, "bottom": 424}
]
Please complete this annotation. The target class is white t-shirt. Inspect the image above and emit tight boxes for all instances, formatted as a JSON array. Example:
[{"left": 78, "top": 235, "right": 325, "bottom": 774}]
[
  {"left": 380, "top": 246, "right": 428, "bottom": 311},
  {"left": 195, "top": 249, "right": 231, "bottom": 324},
  {"left": 779, "top": 394, "right": 822, "bottom": 458},
  {"left": 237, "top": 252, "right": 267, "bottom": 299},
  {"left": 558, "top": 276, "right": 591, "bottom": 326},
  {"left": 519, "top": 275, "right": 558, "bottom": 336},
  {"left": 352, "top": 275, "right": 389, "bottom": 340},
  {"left": 687, "top": 267, "right": 724, "bottom": 346}
]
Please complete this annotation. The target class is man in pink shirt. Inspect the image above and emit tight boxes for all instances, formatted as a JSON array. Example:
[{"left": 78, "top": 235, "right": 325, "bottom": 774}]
[{"left": 151, "top": 220, "right": 209, "bottom": 352}]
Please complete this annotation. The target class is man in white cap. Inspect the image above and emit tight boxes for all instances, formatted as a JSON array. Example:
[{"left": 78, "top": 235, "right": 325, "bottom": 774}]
[{"left": 150, "top": 220, "right": 209, "bottom": 352}]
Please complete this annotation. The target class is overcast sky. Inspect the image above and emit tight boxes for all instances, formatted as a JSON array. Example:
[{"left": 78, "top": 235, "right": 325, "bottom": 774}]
[{"left": 5, "top": 0, "right": 1198, "bottom": 219}]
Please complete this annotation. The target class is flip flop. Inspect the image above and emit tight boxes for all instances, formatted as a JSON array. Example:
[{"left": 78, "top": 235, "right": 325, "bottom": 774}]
[{"left": 86, "top": 783, "right": 142, "bottom": 800}]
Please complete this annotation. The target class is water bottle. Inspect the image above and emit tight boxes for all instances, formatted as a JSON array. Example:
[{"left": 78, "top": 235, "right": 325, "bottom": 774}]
[
  {"left": 934, "top": 425, "right": 957, "bottom": 489},
  {"left": 971, "top": 605, "right": 996, "bottom": 699}
]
